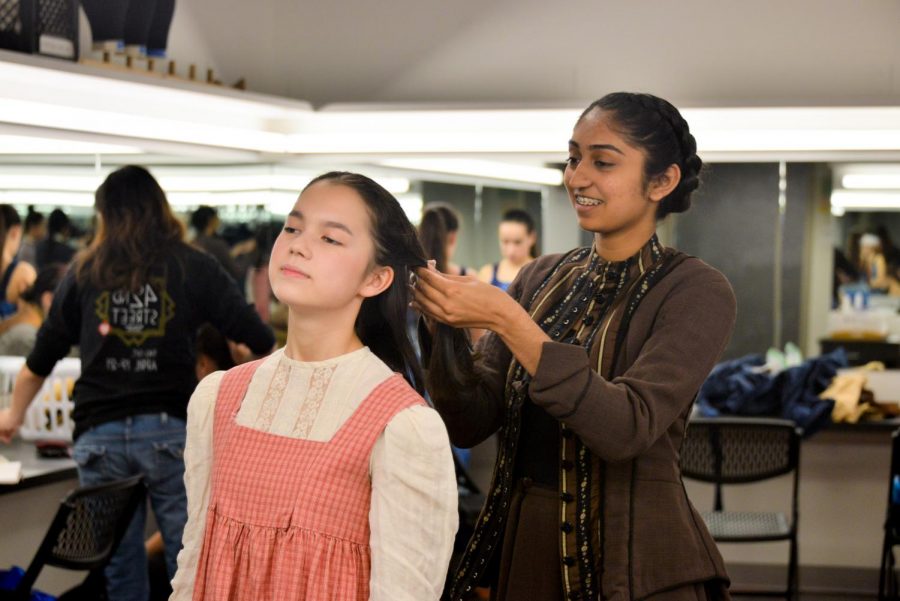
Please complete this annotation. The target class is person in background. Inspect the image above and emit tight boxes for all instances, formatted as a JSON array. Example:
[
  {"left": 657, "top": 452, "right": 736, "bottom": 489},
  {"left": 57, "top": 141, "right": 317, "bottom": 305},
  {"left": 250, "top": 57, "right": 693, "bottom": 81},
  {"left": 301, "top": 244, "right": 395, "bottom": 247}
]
[
  {"left": 477, "top": 208, "right": 537, "bottom": 291},
  {"left": 876, "top": 225, "right": 900, "bottom": 282},
  {"left": 414, "top": 202, "right": 479, "bottom": 467},
  {"left": 0, "top": 165, "right": 275, "bottom": 601},
  {"left": 247, "top": 221, "right": 281, "bottom": 323},
  {"left": 859, "top": 232, "right": 899, "bottom": 294},
  {"left": 18, "top": 206, "right": 45, "bottom": 267},
  {"left": 170, "top": 171, "right": 458, "bottom": 601},
  {"left": 0, "top": 263, "right": 66, "bottom": 356},
  {"left": 35, "top": 208, "right": 77, "bottom": 269},
  {"left": 189, "top": 205, "right": 242, "bottom": 282},
  {"left": 413, "top": 92, "right": 736, "bottom": 600},
  {"left": 194, "top": 322, "right": 237, "bottom": 381},
  {"left": 0, "top": 205, "right": 36, "bottom": 320},
  {"left": 419, "top": 202, "right": 469, "bottom": 277},
  {"left": 832, "top": 248, "right": 860, "bottom": 308}
]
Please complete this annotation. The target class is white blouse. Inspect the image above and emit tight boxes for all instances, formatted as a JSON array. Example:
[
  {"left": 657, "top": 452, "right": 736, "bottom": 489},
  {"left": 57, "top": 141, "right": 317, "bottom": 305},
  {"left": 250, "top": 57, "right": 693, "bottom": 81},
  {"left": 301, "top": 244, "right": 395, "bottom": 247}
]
[{"left": 170, "top": 347, "right": 459, "bottom": 601}]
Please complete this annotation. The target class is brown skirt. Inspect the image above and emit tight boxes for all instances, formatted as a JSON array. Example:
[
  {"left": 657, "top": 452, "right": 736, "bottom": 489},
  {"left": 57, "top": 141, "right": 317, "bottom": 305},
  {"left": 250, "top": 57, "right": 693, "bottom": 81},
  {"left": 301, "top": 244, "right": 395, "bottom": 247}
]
[{"left": 489, "top": 481, "right": 730, "bottom": 601}]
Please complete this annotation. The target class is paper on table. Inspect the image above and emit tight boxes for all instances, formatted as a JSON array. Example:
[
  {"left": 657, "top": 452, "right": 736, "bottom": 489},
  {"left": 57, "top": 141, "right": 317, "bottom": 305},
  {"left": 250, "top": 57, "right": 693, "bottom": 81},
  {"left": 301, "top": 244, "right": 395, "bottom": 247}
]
[{"left": 0, "top": 454, "right": 22, "bottom": 484}]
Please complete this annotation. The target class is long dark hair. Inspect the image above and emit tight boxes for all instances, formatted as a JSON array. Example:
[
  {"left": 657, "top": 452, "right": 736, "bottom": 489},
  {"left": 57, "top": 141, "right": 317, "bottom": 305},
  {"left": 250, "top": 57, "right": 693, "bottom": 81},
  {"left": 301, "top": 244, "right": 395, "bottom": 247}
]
[
  {"left": 76, "top": 165, "right": 185, "bottom": 291},
  {"left": 24, "top": 206, "right": 44, "bottom": 233},
  {"left": 418, "top": 202, "right": 460, "bottom": 273},
  {"left": 20, "top": 263, "right": 66, "bottom": 310},
  {"left": 302, "top": 172, "right": 474, "bottom": 397},
  {"left": 581, "top": 92, "right": 702, "bottom": 219},
  {"left": 0, "top": 205, "right": 21, "bottom": 229}
]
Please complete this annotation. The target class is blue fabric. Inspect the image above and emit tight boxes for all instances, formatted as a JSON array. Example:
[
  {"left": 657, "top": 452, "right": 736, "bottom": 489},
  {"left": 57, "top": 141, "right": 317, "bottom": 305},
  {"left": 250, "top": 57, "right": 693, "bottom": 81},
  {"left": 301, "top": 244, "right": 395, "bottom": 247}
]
[
  {"left": 696, "top": 348, "right": 847, "bottom": 437},
  {"left": 452, "top": 446, "right": 472, "bottom": 468},
  {"left": 0, "top": 256, "right": 19, "bottom": 318},
  {"left": 490, "top": 263, "right": 510, "bottom": 292},
  {"left": 72, "top": 413, "right": 187, "bottom": 601},
  {"left": 0, "top": 566, "right": 56, "bottom": 600}
]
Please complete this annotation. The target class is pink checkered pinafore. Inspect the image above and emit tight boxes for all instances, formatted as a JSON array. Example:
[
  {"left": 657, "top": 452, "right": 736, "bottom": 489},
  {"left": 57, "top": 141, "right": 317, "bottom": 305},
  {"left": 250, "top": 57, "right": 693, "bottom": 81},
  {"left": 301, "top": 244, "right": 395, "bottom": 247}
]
[{"left": 192, "top": 360, "right": 425, "bottom": 601}]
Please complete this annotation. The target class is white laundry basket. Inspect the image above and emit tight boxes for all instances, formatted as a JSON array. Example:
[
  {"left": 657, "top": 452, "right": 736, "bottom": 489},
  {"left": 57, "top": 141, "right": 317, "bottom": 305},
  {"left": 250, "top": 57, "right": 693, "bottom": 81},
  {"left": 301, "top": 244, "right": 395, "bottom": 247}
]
[{"left": 0, "top": 356, "right": 80, "bottom": 442}]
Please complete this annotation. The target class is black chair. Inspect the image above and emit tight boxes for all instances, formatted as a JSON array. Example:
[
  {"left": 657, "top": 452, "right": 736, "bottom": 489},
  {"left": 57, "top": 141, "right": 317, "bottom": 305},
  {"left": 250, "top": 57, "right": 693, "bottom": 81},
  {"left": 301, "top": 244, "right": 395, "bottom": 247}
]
[
  {"left": 680, "top": 417, "right": 802, "bottom": 600},
  {"left": 879, "top": 428, "right": 900, "bottom": 600},
  {"left": 0, "top": 475, "right": 145, "bottom": 601}
]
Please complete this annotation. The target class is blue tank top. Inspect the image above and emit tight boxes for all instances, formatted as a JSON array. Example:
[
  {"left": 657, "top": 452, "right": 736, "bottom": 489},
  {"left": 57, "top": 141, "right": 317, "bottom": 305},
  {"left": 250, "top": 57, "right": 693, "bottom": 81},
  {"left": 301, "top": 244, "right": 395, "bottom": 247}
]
[
  {"left": 490, "top": 263, "right": 510, "bottom": 292},
  {"left": 0, "top": 258, "right": 19, "bottom": 318}
]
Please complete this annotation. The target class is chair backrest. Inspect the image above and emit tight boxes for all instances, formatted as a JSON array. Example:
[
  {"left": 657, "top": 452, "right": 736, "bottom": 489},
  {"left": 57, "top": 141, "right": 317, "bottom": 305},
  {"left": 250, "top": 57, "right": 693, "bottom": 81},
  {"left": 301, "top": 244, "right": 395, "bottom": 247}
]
[
  {"left": 680, "top": 417, "right": 802, "bottom": 511},
  {"left": 16, "top": 475, "right": 145, "bottom": 594},
  {"left": 885, "top": 428, "right": 900, "bottom": 534}
]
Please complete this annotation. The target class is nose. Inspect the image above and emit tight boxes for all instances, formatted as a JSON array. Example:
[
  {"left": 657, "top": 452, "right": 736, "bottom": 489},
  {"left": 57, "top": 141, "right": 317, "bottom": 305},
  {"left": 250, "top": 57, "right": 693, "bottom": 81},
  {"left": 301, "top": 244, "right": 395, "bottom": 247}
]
[
  {"left": 287, "top": 231, "right": 310, "bottom": 258},
  {"left": 565, "top": 161, "right": 591, "bottom": 191}
]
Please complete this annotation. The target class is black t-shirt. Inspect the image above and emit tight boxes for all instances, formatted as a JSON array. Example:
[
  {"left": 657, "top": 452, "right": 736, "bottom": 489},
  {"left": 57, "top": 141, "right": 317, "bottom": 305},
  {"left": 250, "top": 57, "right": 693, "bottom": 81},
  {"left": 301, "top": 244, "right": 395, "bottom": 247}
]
[
  {"left": 27, "top": 243, "right": 275, "bottom": 439},
  {"left": 35, "top": 237, "right": 76, "bottom": 269}
]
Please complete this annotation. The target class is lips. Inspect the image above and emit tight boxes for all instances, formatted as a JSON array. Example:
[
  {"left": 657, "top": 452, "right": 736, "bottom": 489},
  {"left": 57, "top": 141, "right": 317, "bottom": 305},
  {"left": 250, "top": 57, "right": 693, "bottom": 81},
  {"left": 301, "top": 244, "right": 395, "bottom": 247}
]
[{"left": 280, "top": 264, "right": 310, "bottom": 278}]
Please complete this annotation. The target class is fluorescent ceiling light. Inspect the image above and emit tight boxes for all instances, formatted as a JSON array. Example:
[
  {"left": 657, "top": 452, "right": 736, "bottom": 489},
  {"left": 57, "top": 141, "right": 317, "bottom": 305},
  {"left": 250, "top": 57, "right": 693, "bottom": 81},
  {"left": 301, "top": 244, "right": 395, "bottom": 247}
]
[
  {"left": 0, "top": 173, "right": 105, "bottom": 191},
  {"left": 0, "top": 53, "right": 312, "bottom": 153},
  {"left": 4, "top": 53, "right": 900, "bottom": 163},
  {"left": 0, "top": 134, "right": 141, "bottom": 154},
  {"left": 830, "top": 190, "right": 900, "bottom": 211},
  {"left": 841, "top": 173, "right": 900, "bottom": 190},
  {"left": 380, "top": 158, "right": 563, "bottom": 186},
  {"left": 0, "top": 190, "right": 95, "bottom": 207},
  {"left": 0, "top": 97, "right": 291, "bottom": 153},
  {"left": 0, "top": 165, "right": 409, "bottom": 198}
]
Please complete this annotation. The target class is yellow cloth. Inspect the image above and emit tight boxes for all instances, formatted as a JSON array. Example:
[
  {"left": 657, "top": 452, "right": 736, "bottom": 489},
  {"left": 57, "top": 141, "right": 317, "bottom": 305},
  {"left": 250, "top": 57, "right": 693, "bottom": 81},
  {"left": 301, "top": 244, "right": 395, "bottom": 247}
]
[{"left": 820, "top": 361, "right": 884, "bottom": 423}]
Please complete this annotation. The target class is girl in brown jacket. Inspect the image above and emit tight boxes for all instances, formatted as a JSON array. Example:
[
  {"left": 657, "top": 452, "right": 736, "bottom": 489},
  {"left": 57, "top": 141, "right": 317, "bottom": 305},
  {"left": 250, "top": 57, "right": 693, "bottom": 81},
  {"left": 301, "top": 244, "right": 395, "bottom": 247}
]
[{"left": 413, "top": 92, "right": 737, "bottom": 601}]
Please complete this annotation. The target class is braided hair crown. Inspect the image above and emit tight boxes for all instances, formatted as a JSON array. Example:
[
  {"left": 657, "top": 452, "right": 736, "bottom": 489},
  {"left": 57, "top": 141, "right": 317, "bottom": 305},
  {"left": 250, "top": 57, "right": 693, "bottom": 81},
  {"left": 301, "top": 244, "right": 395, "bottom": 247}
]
[{"left": 580, "top": 92, "right": 702, "bottom": 218}]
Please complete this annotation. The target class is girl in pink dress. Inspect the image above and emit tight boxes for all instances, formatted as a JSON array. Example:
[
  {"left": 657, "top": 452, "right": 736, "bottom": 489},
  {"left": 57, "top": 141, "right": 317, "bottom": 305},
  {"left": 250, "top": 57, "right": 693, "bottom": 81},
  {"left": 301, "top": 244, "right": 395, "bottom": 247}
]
[{"left": 171, "top": 172, "right": 459, "bottom": 601}]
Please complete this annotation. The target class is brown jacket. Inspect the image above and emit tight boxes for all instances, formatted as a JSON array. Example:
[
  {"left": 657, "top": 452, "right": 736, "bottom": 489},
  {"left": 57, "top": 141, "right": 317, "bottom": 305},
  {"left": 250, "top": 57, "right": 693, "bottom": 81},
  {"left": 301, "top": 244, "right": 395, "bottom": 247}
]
[{"left": 434, "top": 248, "right": 737, "bottom": 599}]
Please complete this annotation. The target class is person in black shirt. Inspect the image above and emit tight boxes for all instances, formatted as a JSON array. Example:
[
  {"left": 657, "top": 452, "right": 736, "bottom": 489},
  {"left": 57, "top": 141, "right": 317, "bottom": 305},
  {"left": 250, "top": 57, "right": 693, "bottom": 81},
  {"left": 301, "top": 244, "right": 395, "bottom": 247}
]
[
  {"left": 190, "top": 205, "right": 243, "bottom": 282},
  {"left": 0, "top": 166, "right": 275, "bottom": 601},
  {"left": 35, "top": 208, "right": 77, "bottom": 269}
]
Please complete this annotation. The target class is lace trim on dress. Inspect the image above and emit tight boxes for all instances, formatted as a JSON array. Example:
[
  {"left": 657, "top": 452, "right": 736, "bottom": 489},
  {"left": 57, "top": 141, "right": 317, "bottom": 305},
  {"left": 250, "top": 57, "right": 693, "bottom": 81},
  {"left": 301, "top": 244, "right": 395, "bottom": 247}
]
[
  {"left": 291, "top": 364, "right": 338, "bottom": 438},
  {"left": 253, "top": 357, "right": 291, "bottom": 430}
]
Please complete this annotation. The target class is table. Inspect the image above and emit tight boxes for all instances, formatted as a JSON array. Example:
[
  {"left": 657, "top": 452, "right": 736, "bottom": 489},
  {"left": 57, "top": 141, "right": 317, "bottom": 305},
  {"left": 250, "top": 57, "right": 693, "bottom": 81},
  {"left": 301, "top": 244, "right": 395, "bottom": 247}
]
[
  {"left": 0, "top": 438, "right": 76, "bottom": 495},
  {"left": 0, "top": 438, "right": 81, "bottom": 594}
]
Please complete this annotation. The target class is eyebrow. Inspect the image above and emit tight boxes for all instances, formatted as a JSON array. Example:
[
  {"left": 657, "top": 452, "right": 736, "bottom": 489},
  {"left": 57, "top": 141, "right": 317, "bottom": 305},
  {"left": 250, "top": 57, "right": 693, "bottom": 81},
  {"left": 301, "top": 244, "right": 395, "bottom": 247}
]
[
  {"left": 288, "top": 210, "right": 354, "bottom": 236},
  {"left": 568, "top": 140, "right": 625, "bottom": 155}
]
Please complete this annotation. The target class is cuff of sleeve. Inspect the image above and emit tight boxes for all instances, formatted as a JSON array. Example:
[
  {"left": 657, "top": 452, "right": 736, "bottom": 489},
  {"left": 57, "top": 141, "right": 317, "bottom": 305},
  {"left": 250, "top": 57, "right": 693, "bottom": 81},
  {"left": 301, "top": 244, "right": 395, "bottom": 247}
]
[
  {"left": 528, "top": 341, "right": 593, "bottom": 420},
  {"left": 25, "top": 354, "right": 53, "bottom": 378}
]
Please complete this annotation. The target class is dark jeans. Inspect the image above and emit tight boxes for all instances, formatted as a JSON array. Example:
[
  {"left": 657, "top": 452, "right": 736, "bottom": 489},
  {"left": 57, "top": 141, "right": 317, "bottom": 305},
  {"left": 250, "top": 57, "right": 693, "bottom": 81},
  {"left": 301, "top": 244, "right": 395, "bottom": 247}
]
[{"left": 72, "top": 413, "right": 187, "bottom": 601}]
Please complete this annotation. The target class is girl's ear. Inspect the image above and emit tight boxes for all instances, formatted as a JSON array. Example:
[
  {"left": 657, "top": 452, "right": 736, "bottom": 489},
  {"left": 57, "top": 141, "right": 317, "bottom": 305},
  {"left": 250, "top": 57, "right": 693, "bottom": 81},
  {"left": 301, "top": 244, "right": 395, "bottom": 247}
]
[
  {"left": 648, "top": 164, "right": 682, "bottom": 203},
  {"left": 359, "top": 265, "right": 394, "bottom": 298}
]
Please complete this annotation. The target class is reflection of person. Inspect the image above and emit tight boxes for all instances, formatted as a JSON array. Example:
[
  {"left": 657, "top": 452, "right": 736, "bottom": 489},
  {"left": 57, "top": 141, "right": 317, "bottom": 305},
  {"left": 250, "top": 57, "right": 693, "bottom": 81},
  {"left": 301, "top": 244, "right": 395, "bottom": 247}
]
[
  {"left": 414, "top": 92, "right": 736, "bottom": 600},
  {"left": 420, "top": 202, "right": 469, "bottom": 276},
  {"left": 832, "top": 247, "right": 860, "bottom": 307},
  {"left": 18, "top": 206, "right": 45, "bottom": 267},
  {"left": 0, "top": 166, "right": 275, "bottom": 601},
  {"left": 0, "top": 263, "right": 66, "bottom": 356},
  {"left": 190, "top": 205, "right": 242, "bottom": 282},
  {"left": 876, "top": 225, "right": 900, "bottom": 282},
  {"left": 171, "top": 172, "right": 458, "bottom": 601},
  {"left": 417, "top": 202, "right": 483, "bottom": 344},
  {"left": 35, "top": 208, "right": 77, "bottom": 269},
  {"left": 478, "top": 209, "right": 537, "bottom": 291},
  {"left": 860, "top": 233, "right": 893, "bottom": 292},
  {"left": 0, "top": 205, "right": 37, "bottom": 320}
]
